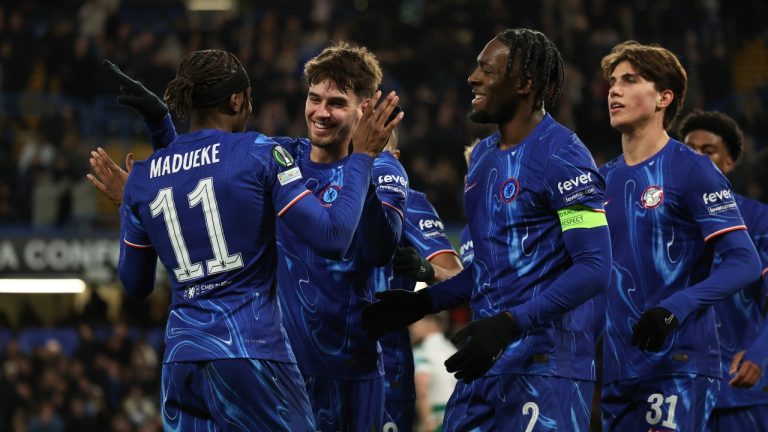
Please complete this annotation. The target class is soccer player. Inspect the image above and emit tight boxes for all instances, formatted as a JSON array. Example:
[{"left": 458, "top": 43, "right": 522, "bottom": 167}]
[
  {"left": 363, "top": 28, "right": 613, "bottom": 430},
  {"left": 410, "top": 312, "right": 458, "bottom": 431},
  {"left": 264, "top": 43, "right": 412, "bottom": 432},
  {"left": 678, "top": 109, "right": 768, "bottom": 430},
  {"left": 91, "top": 44, "right": 406, "bottom": 431},
  {"left": 99, "top": 50, "right": 401, "bottom": 431},
  {"left": 379, "top": 132, "right": 463, "bottom": 431},
  {"left": 598, "top": 42, "right": 761, "bottom": 431}
]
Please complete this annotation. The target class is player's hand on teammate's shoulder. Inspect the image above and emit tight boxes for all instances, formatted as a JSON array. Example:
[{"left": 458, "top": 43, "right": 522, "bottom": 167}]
[
  {"left": 86, "top": 147, "right": 132, "bottom": 207},
  {"left": 351, "top": 90, "right": 404, "bottom": 158},
  {"left": 103, "top": 59, "right": 169, "bottom": 122}
]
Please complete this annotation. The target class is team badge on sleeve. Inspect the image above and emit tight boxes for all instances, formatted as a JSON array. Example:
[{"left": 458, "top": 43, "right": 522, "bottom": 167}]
[
  {"left": 320, "top": 185, "right": 341, "bottom": 206},
  {"left": 641, "top": 186, "right": 663, "bottom": 208}
]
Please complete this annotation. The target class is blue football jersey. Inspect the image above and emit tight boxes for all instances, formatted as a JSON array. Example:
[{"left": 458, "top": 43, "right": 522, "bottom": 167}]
[
  {"left": 458, "top": 225, "right": 473, "bottom": 267},
  {"left": 600, "top": 139, "right": 747, "bottom": 383},
  {"left": 272, "top": 140, "right": 408, "bottom": 380},
  {"left": 462, "top": 113, "right": 605, "bottom": 380},
  {"left": 714, "top": 193, "right": 768, "bottom": 408},
  {"left": 122, "top": 129, "right": 313, "bottom": 364},
  {"left": 379, "top": 189, "right": 457, "bottom": 401}
]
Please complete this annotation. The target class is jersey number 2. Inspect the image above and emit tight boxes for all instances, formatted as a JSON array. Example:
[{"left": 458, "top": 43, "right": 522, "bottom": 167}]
[{"left": 151, "top": 178, "right": 243, "bottom": 282}]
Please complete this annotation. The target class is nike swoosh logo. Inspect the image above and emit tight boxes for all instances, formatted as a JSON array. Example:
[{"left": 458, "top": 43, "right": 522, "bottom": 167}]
[
  {"left": 464, "top": 182, "right": 478, "bottom": 193},
  {"left": 664, "top": 314, "right": 675, "bottom": 325},
  {"left": 604, "top": 198, "right": 612, "bottom": 206}
]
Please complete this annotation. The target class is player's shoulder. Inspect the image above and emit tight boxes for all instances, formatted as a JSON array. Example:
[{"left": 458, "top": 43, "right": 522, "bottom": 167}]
[
  {"left": 407, "top": 188, "right": 428, "bottom": 204},
  {"left": 599, "top": 154, "right": 624, "bottom": 176},
  {"left": 735, "top": 193, "right": 768, "bottom": 222}
]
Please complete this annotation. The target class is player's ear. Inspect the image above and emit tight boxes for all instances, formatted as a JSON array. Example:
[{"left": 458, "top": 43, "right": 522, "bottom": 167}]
[
  {"left": 229, "top": 92, "right": 246, "bottom": 114},
  {"left": 656, "top": 89, "right": 674, "bottom": 110}
]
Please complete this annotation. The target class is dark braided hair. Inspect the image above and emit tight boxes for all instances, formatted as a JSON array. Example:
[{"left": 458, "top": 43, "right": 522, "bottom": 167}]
[
  {"left": 677, "top": 110, "right": 744, "bottom": 162},
  {"left": 164, "top": 49, "right": 249, "bottom": 121},
  {"left": 495, "top": 28, "right": 564, "bottom": 109}
]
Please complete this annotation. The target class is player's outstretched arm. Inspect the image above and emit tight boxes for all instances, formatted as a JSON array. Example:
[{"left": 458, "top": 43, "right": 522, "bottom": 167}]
[
  {"left": 358, "top": 152, "right": 408, "bottom": 266},
  {"left": 86, "top": 147, "right": 132, "bottom": 206},
  {"left": 117, "top": 203, "right": 157, "bottom": 300},
  {"left": 394, "top": 247, "right": 462, "bottom": 284},
  {"left": 103, "top": 60, "right": 177, "bottom": 150},
  {"left": 660, "top": 230, "right": 759, "bottom": 318},
  {"left": 103, "top": 59, "right": 169, "bottom": 123},
  {"left": 363, "top": 265, "right": 474, "bottom": 339}
]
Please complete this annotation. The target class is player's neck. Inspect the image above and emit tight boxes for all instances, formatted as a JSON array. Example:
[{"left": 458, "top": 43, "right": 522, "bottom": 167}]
[
  {"left": 309, "top": 141, "right": 349, "bottom": 164},
  {"left": 621, "top": 124, "right": 669, "bottom": 166},
  {"left": 496, "top": 108, "right": 544, "bottom": 151},
  {"left": 190, "top": 115, "right": 238, "bottom": 133}
]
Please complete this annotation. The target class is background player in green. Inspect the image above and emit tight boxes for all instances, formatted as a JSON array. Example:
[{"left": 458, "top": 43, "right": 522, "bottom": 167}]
[
  {"left": 379, "top": 132, "right": 463, "bottom": 432},
  {"left": 364, "top": 28, "right": 613, "bottom": 430},
  {"left": 678, "top": 109, "right": 768, "bottom": 431},
  {"left": 103, "top": 49, "right": 401, "bottom": 431},
  {"left": 598, "top": 42, "right": 761, "bottom": 432}
]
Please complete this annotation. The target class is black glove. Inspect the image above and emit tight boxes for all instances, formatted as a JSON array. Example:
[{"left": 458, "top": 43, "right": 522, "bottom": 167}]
[
  {"left": 103, "top": 59, "right": 169, "bottom": 122},
  {"left": 393, "top": 247, "right": 435, "bottom": 282},
  {"left": 362, "top": 289, "right": 432, "bottom": 339},
  {"left": 631, "top": 307, "right": 679, "bottom": 352},
  {"left": 444, "top": 312, "right": 521, "bottom": 383}
]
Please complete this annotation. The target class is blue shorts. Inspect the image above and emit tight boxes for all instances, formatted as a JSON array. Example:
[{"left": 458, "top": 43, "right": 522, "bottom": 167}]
[
  {"left": 162, "top": 358, "right": 314, "bottom": 431},
  {"left": 442, "top": 374, "right": 593, "bottom": 431},
  {"left": 707, "top": 404, "right": 768, "bottom": 431},
  {"left": 304, "top": 374, "right": 384, "bottom": 432},
  {"left": 383, "top": 398, "right": 415, "bottom": 432},
  {"left": 602, "top": 374, "right": 719, "bottom": 432}
]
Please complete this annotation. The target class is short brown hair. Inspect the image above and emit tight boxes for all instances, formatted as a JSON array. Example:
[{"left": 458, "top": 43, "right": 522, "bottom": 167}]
[
  {"left": 304, "top": 42, "right": 382, "bottom": 100},
  {"left": 601, "top": 41, "right": 687, "bottom": 129}
]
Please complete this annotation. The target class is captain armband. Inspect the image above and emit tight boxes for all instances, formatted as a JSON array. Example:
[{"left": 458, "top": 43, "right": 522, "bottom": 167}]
[{"left": 557, "top": 204, "right": 608, "bottom": 232}]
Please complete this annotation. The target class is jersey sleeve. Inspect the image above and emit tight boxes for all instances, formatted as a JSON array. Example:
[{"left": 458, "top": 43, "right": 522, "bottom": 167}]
[
  {"left": 252, "top": 138, "right": 374, "bottom": 258},
  {"left": 458, "top": 225, "right": 474, "bottom": 267},
  {"left": 145, "top": 115, "right": 178, "bottom": 151},
  {"left": 403, "top": 192, "right": 456, "bottom": 261},
  {"left": 121, "top": 174, "right": 152, "bottom": 248},
  {"left": 543, "top": 142, "right": 605, "bottom": 211},
  {"left": 355, "top": 152, "right": 409, "bottom": 265},
  {"left": 372, "top": 151, "right": 408, "bottom": 219},
  {"left": 683, "top": 156, "right": 746, "bottom": 241}
]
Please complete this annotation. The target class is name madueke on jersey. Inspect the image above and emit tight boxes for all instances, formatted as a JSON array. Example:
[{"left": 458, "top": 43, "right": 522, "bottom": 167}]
[{"left": 150, "top": 143, "right": 221, "bottom": 178}]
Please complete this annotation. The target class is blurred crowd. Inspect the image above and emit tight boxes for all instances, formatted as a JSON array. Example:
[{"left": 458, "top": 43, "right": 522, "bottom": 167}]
[
  {"left": 0, "top": 322, "right": 162, "bottom": 432},
  {"left": 1, "top": 0, "right": 767, "bottom": 230},
  {"left": 2, "top": 1, "right": 768, "bottom": 431}
]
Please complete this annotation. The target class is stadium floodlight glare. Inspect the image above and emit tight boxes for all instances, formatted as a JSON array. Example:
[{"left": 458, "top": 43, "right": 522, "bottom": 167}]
[
  {"left": 0, "top": 279, "right": 86, "bottom": 294},
  {"left": 186, "top": 0, "right": 234, "bottom": 11}
]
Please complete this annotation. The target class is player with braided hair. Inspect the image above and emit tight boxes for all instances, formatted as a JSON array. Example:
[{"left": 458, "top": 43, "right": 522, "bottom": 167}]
[
  {"left": 103, "top": 49, "right": 402, "bottom": 431},
  {"left": 363, "top": 28, "right": 612, "bottom": 430}
]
